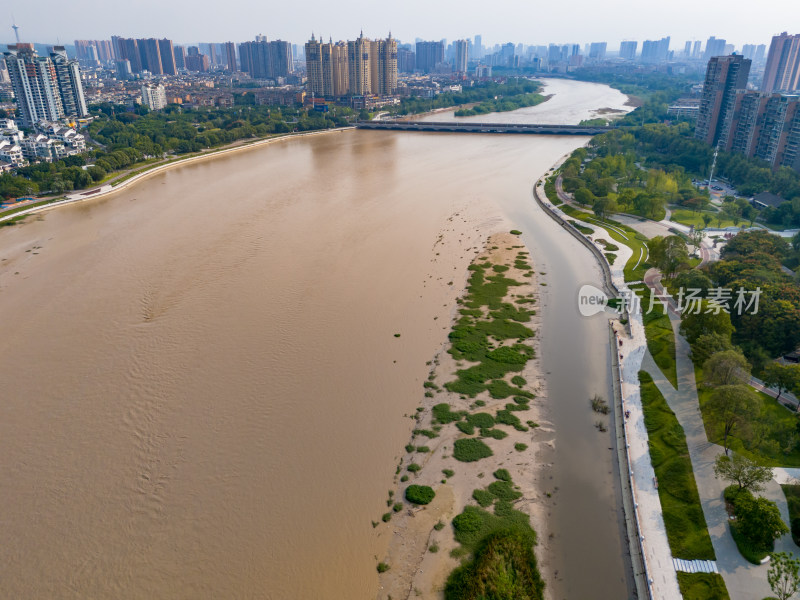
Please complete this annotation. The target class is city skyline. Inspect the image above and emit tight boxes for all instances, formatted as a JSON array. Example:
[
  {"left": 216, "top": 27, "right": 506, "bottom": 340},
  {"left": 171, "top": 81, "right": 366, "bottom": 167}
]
[{"left": 2, "top": 0, "right": 796, "bottom": 49}]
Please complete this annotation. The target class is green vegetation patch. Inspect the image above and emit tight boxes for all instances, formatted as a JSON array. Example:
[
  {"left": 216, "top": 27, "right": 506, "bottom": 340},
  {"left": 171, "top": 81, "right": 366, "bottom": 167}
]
[
  {"left": 480, "top": 428, "right": 509, "bottom": 440},
  {"left": 641, "top": 300, "right": 678, "bottom": 388},
  {"left": 472, "top": 488, "right": 495, "bottom": 507},
  {"left": 696, "top": 367, "right": 800, "bottom": 467},
  {"left": 433, "top": 403, "right": 465, "bottom": 424},
  {"left": 640, "top": 371, "right": 715, "bottom": 559},
  {"left": 456, "top": 421, "right": 475, "bottom": 435},
  {"left": 405, "top": 484, "right": 436, "bottom": 505},
  {"left": 453, "top": 438, "right": 494, "bottom": 462},
  {"left": 466, "top": 412, "right": 495, "bottom": 429},
  {"left": 493, "top": 469, "right": 511, "bottom": 481},
  {"left": 781, "top": 484, "right": 800, "bottom": 545},
  {"left": 444, "top": 259, "right": 537, "bottom": 397},
  {"left": 447, "top": 498, "right": 543, "bottom": 600},
  {"left": 676, "top": 573, "right": 730, "bottom": 600}
]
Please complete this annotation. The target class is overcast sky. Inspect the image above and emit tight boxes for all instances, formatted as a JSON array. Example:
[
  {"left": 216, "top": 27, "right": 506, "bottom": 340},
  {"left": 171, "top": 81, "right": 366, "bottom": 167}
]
[{"left": 3, "top": 0, "right": 798, "bottom": 49}]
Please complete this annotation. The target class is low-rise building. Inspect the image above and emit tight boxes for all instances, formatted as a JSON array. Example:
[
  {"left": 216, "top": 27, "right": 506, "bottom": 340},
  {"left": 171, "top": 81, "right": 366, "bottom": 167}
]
[
  {"left": 21, "top": 134, "right": 67, "bottom": 162},
  {"left": 0, "top": 139, "right": 25, "bottom": 169}
]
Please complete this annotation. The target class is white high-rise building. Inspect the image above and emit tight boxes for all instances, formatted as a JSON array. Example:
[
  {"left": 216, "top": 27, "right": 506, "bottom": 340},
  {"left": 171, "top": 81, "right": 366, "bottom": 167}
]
[
  {"left": 453, "top": 39, "right": 468, "bottom": 73},
  {"left": 141, "top": 83, "right": 168, "bottom": 111},
  {"left": 3, "top": 44, "right": 64, "bottom": 127}
]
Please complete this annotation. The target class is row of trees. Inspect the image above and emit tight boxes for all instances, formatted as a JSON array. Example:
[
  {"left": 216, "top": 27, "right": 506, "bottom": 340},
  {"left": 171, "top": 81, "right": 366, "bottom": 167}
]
[
  {"left": 386, "top": 79, "right": 543, "bottom": 117},
  {"left": 1, "top": 101, "right": 357, "bottom": 201}
]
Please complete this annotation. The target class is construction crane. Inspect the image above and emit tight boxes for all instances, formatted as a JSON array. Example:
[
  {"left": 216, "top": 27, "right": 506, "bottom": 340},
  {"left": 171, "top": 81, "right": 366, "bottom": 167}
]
[{"left": 11, "top": 14, "right": 20, "bottom": 43}]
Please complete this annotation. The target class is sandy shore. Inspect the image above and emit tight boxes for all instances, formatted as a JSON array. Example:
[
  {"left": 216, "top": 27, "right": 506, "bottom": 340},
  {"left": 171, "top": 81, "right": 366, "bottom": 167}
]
[
  {"left": 376, "top": 232, "right": 556, "bottom": 600},
  {"left": 0, "top": 127, "right": 353, "bottom": 225}
]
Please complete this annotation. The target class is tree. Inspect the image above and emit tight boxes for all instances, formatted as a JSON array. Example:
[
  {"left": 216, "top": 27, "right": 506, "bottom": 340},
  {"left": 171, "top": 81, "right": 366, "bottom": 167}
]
[
  {"left": 691, "top": 332, "right": 734, "bottom": 364},
  {"left": 762, "top": 363, "right": 800, "bottom": 402},
  {"left": 649, "top": 235, "right": 689, "bottom": 279},
  {"left": 736, "top": 494, "right": 789, "bottom": 550},
  {"left": 705, "top": 384, "right": 759, "bottom": 454},
  {"left": 681, "top": 304, "right": 734, "bottom": 344},
  {"left": 768, "top": 552, "right": 800, "bottom": 600},
  {"left": 713, "top": 453, "right": 773, "bottom": 493},
  {"left": 702, "top": 213, "right": 713, "bottom": 229},
  {"left": 703, "top": 350, "right": 751, "bottom": 387},
  {"left": 593, "top": 196, "right": 615, "bottom": 220},
  {"left": 574, "top": 187, "right": 595, "bottom": 205}
]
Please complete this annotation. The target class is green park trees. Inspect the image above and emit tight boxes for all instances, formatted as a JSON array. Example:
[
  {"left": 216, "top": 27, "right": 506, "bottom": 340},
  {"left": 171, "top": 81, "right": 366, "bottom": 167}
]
[
  {"left": 680, "top": 302, "right": 735, "bottom": 344},
  {"left": 768, "top": 552, "right": 800, "bottom": 600},
  {"left": 713, "top": 454, "right": 772, "bottom": 493},
  {"left": 762, "top": 363, "right": 800, "bottom": 402},
  {"left": 706, "top": 385, "right": 759, "bottom": 454},
  {"left": 735, "top": 494, "right": 789, "bottom": 551},
  {"left": 649, "top": 235, "right": 689, "bottom": 279}
]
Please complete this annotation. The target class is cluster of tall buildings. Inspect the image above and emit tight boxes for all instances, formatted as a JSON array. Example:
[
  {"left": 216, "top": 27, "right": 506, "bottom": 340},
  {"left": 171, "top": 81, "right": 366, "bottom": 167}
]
[
  {"left": 73, "top": 36, "right": 294, "bottom": 81},
  {"left": 3, "top": 44, "right": 88, "bottom": 128},
  {"left": 304, "top": 33, "right": 397, "bottom": 98},
  {"left": 238, "top": 37, "right": 293, "bottom": 81},
  {"left": 696, "top": 37, "right": 800, "bottom": 174}
]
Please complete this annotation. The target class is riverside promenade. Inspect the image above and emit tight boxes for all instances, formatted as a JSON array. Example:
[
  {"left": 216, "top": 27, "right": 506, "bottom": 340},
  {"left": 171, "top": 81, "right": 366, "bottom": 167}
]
[{"left": 533, "top": 176, "right": 681, "bottom": 600}]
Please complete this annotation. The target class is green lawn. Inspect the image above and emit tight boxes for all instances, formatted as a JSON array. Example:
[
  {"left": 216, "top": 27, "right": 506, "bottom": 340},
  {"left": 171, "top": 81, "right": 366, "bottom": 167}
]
[
  {"left": 696, "top": 365, "right": 800, "bottom": 467},
  {"left": 642, "top": 304, "right": 678, "bottom": 388},
  {"left": 640, "top": 371, "right": 716, "bottom": 560},
  {"left": 781, "top": 484, "right": 800, "bottom": 546},
  {"left": 670, "top": 208, "right": 738, "bottom": 230},
  {"left": 676, "top": 572, "right": 730, "bottom": 600},
  {"left": 557, "top": 204, "right": 651, "bottom": 282}
]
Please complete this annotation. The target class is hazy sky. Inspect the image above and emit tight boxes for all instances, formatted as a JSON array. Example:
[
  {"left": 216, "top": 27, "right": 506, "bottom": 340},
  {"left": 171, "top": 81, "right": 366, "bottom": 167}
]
[{"left": 3, "top": 0, "right": 798, "bottom": 49}]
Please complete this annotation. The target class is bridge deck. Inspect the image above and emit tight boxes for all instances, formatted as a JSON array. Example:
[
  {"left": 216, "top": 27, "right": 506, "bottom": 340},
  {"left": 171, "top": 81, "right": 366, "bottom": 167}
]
[{"left": 356, "top": 120, "right": 615, "bottom": 135}]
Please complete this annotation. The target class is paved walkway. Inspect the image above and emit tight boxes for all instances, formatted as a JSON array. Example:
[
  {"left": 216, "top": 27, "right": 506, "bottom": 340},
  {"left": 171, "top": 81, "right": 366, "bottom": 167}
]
[{"left": 639, "top": 302, "right": 795, "bottom": 600}]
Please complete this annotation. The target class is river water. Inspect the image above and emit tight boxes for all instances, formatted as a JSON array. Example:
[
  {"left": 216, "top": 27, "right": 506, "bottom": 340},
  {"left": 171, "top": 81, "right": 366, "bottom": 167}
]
[{"left": 0, "top": 79, "right": 631, "bottom": 599}]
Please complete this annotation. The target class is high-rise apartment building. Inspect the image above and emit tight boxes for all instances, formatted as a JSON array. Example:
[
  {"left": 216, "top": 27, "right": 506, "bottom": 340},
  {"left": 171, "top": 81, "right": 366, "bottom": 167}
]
[
  {"left": 695, "top": 54, "right": 751, "bottom": 146},
  {"left": 589, "top": 42, "right": 607, "bottom": 60},
  {"left": 640, "top": 37, "right": 670, "bottom": 63},
  {"left": 158, "top": 39, "right": 177, "bottom": 75},
  {"left": 453, "top": 39, "right": 469, "bottom": 73},
  {"left": 184, "top": 48, "right": 210, "bottom": 72},
  {"left": 762, "top": 32, "right": 800, "bottom": 93},
  {"left": 415, "top": 41, "right": 444, "bottom": 73},
  {"left": 703, "top": 36, "right": 727, "bottom": 61},
  {"left": 726, "top": 91, "right": 800, "bottom": 172},
  {"left": 141, "top": 82, "right": 167, "bottom": 110},
  {"left": 75, "top": 40, "right": 115, "bottom": 64},
  {"left": 473, "top": 35, "right": 482, "bottom": 60},
  {"left": 307, "top": 33, "right": 395, "bottom": 97},
  {"left": 620, "top": 41, "right": 638, "bottom": 60},
  {"left": 692, "top": 40, "right": 702, "bottom": 59},
  {"left": 224, "top": 42, "right": 237, "bottom": 72},
  {"left": 50, "top": 47, "right": 88, "bottom": 120},
  {"left": 138, "top": 38, "right": 163, "bottom": 74},
  {"left": 4, "top": 44, "right": 87, "bottom": 127},
  {"left": 239, "top": 38, "right": 293, "bottom": 80},
  {"left": 112, "top": 37, "right": 143, "bottom": 73},
  {"left": 397, "top": 48, "right": 415, "bottom": 73},
  {"left": 347, "top": 34, "right": 371, "bottom": 95},
  {"left": 173, "top": 46, "right": 186, "bottom": 70}
]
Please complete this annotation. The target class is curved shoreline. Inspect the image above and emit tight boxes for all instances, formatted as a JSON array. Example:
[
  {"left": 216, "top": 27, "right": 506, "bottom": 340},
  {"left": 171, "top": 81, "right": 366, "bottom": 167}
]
[{"left": 0, "top": 127, "right": 355, "bottom": 225}]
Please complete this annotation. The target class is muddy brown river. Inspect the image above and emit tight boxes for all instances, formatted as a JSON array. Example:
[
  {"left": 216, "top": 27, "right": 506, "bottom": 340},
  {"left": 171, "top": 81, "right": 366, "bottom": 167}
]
[{"left": 0, "top": 79, "right": 633, "bottom": 599}]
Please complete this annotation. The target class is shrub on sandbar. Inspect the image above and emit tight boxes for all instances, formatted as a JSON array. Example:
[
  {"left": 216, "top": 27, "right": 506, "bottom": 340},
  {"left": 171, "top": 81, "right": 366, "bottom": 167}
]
[
  {"left": 453, "top": 438, "right": 493, "bottom": 462},
  {"left": 406, "top": 484, "right": 436, "bottom": 505}
]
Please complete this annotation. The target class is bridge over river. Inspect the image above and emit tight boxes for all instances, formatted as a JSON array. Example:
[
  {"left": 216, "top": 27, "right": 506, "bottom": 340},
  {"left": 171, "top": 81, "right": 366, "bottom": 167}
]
[{"left": 356, "top": 120, "right": 616, "bottom": 135}]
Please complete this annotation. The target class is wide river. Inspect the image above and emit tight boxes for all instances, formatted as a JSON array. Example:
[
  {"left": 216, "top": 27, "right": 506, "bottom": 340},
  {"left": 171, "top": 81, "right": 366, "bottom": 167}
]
[{"left": 0, "top": 79, "right": 632, "bottom": 599}]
